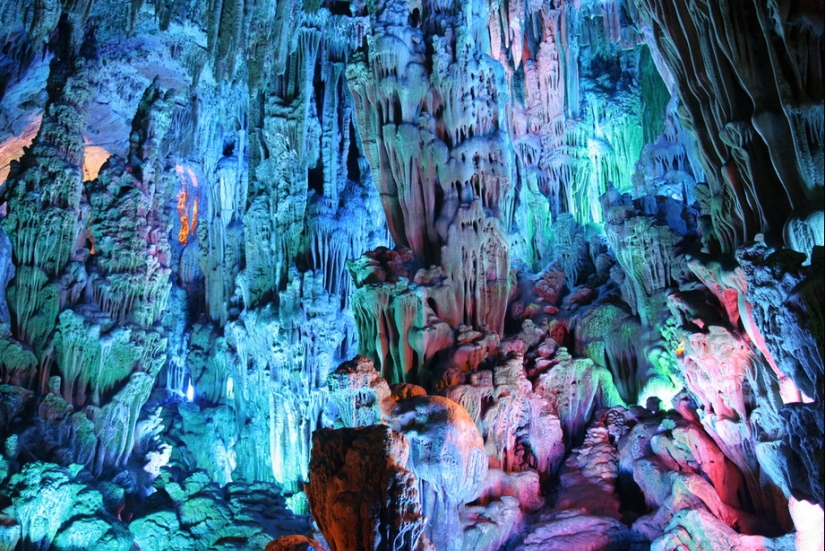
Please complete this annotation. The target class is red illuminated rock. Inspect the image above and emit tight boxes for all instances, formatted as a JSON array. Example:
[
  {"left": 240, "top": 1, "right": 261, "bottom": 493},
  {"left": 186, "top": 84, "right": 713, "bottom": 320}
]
[{"left": 265, "top": 535, "right": 324, "bottom": 551}]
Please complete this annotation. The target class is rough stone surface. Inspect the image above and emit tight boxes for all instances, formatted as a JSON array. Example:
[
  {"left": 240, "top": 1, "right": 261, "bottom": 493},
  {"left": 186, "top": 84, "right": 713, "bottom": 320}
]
[
  {"left": 0, "top": 0, "right": 821, "bottom": 549},
  {"left": 306, "top": 425, "right": 427, "bottom": 551}
]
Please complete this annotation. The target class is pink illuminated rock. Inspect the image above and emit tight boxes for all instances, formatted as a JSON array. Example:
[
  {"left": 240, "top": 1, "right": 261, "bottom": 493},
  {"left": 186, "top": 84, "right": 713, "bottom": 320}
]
[
  {"left": 649, "top": 418, "right": 744, "bottom": 509},
  {"left": 554, "top": 412, "right": 624, "bottom": 520},
  {"left": 442, "top": 356, "right": 565, "bottom": 482},
  {"left": 789, "top": 496, "right": 825, "bottom": 551},
  {"left": 561, "top": 285, "right": 595, "bottom": 311},
  {"left": 518, "top": 409, "right": 634, "bottom": 550},
  {"left": 684, "top": 248, "right": 816, "bottom": 405},
  {"left": 347, "top": 246, "right": 414, "bottom": 287},
  {"left": 482, "top": 357, "right": 565, "bottom": 477},
  {"left": 518, "top": 512, "right": 630, "bottom": 551},
  {"left": 475, "top": 468, "right": 545, "bottom": 513},
  {"left": 534, "top": 263, "right": 566, "bottom": 306},
  {"left": 633, "top": 471, "right": 763, "bottom": 542},
  {"left": 450, "top": 326, "right": 500, "bottom": 372},
  {"left": 679, "top": 326, "right": 751, "bottom": 412},
  {"left": 670, "top": 319, "right": 799, "bottom": 531},
  {"left": 442, "top": 370, "right": 493, "bottom": 424},
  {"left": 501, "top": 319, "right": 547, "bottom": 357}
]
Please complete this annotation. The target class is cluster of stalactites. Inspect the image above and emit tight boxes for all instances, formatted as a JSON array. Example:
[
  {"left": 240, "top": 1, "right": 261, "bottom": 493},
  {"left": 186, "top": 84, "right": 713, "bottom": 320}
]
[
  {"left": 0, "top": 27, "right": 176, "bottom": 489},
  {"left": 494, "top": 0, "right": 654, "bottom": 246},
  {"left": 219, "top": 270, "right": 348, "bottom": 491},
  {"left": 347, "top": 3, "right": 514, "bottom": 264},
  {"left": 64, "top": 86, "right": 174, "bottom": 475},
  {"left": 0, "top": 16, "right": 178, "bottom": 476},
  {"left": 345, "top": 0, "right": 516, "bottom": 390},
  {"left": 634, "top": 0, "right": 824, "bottom": 257},
  {"left": 177, "top": 2, "right": 392, "bottom": 497},
  {"left": 0, "top": 21, "right": 99, "bottom": 379}
]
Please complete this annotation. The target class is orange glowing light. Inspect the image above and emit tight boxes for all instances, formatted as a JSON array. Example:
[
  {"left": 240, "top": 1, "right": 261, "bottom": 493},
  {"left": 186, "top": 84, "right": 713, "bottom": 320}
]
[
  {"left": 191, "top": 196, "right": 199, "bottom": 234},
  {"left": 675, "top": 341, "right": 685, "bottom": 357},
  {"left": 87, "top": 227, "right": 96, "bottom": 255},
  {"left": 175, "top": 164, "right": 199, "bottom": 246},
  {"left": 177, "top": 189, "right": 190, "bottom": 245},
  {"left": 83, "top": 144, "right": 112, "bottom": 181}
]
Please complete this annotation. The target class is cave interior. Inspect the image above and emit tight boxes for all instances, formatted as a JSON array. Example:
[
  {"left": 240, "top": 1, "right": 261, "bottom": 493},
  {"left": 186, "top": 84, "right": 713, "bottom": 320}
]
[{"left": 0, "top": 0, "right": 823, "bottom": 550}]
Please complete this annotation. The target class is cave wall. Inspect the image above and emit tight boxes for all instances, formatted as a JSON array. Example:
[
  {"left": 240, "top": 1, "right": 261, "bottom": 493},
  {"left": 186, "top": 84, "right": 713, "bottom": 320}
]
[{"left": 0, "top": 0, "right": 822, "bottom": 549}]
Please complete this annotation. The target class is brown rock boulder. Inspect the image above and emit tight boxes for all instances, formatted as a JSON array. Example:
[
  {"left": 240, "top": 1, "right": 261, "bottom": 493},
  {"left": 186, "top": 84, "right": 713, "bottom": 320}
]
[
  {"left": 265, "top": 535, "right": 324, "bottom": 551},
  {"left": 306, "top": 425, "right": 429, "bottom": 551}
]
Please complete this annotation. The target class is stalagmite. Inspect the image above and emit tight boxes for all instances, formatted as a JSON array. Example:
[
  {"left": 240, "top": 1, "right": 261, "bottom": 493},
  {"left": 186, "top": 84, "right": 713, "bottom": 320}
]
[
  {"left": 1, "top": 19, "right": 99, "bottom": 381},
  {"left": 307, "top": 425, "right": 429, "bottom": 551}
]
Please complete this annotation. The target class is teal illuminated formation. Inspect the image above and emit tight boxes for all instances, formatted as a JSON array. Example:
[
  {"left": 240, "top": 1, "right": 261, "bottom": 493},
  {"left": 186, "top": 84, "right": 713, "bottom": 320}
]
[{"left": 0, "top": 0, "right": 822, "bottom": 549}]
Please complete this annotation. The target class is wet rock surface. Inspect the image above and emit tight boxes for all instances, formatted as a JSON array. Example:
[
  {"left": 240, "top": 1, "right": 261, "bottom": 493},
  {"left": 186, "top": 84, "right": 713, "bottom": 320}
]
[{"left": 0, "top": 0, "right": 821, "bottom": 549}]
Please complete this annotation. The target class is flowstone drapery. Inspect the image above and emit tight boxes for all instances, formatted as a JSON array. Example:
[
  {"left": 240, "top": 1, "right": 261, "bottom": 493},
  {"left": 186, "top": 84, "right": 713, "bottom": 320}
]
[
  {"left": 346, "top": 0, "right": 515, "bottom": 370},
  {"left": 634, "top": 0, "right": 824, "bottom": 256},
  {"left": 0, "top": 0, "right": 822, "bottom": 549}
]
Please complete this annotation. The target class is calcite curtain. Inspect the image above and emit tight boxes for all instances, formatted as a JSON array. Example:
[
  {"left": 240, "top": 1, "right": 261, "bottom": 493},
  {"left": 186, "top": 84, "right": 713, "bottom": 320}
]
[{"left": 0, "top": 0, "right": 821, "bottom": 549}]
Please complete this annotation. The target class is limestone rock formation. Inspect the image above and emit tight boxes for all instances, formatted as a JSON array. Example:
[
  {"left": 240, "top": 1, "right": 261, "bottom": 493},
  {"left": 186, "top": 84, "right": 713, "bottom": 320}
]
[
  {"left": 635, "top": 0, "right": 824, "bottom": 256},
  {"left": 306, "top": 425, "right": 428, "bottom": 551},
  {"left": 392, "top": 395, "right": 488, "bottom": 551},
  {"left": 265, "top": 535, "right": 325, "bottom": 551},
  {"left": 0, "top": 228, "right": 13, "bottom": 334},
  {"left": 0, "top": 0, "right": 822, "bottom": 548},
  {"left": 517, "top": 409, "right": 639, "bottom": 551},
  {"left": 535, "top": 349, "right": 625, "bottom": 445}
]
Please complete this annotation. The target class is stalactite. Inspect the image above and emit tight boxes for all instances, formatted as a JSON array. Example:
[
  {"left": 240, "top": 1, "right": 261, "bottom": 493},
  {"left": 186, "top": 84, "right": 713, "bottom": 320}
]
[
  {"left": 0, "top": 0, "right": 822, "bottom": 549},
  {"left": 346, "top": 0, "right": 514, "bottom": 369},
  {"left": 634, "top": 0, "right": 823, "bottom": 254},
  {"left": 1, "top": 19, "right": 98, "bottom": 376},
  {"left": 350, "top": 278, "right": 427, "bottom": 384},
  {"left": 600, "top": 186, "right": 687, "bottom": 325}
]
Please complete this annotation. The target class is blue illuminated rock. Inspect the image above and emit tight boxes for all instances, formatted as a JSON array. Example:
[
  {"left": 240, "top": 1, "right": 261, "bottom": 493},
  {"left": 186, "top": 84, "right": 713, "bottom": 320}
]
[{"left": 0, "top": 0, "right": 822, "bottom": 548}]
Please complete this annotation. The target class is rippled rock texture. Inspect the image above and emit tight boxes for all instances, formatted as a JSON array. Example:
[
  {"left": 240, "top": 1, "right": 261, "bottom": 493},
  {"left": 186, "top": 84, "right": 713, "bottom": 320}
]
[{"left": 0, "top": 0, "right": 822, "bottom": 549}]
